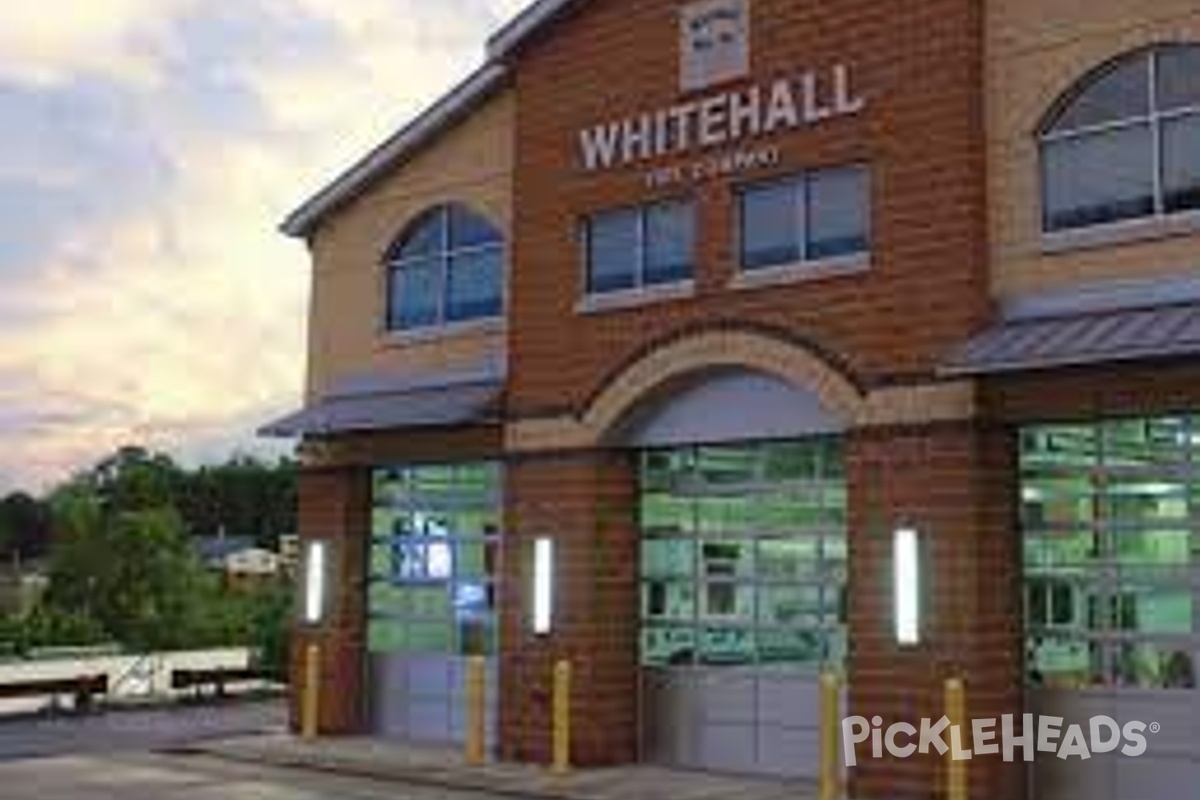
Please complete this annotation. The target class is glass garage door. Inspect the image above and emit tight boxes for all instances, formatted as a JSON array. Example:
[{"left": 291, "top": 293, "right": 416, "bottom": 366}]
[
  {"left": 1022, "top": 418, "right": 1199, "bottom": 800},
  {"left": 639, "top": 440, "right": 847, "bottom": 777},
  {"left": 366, "top": 463, "right": 500, "bottom": 747}
]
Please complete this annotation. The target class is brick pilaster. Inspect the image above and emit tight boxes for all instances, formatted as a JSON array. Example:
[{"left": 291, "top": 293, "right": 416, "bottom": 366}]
[
  {"left": 846, "top": 422, "right": 1025, "bottom": 800},
  {"left": 498, "top": 450, "right": 639, "bottom": 766},
  {"left": 289, "top": 466, "right": 370, "bottom": 736}
]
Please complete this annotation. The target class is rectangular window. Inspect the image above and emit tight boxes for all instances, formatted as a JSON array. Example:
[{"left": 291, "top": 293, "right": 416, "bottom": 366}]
[
  {"left": 807, "top": 166, "right": 871, "bottom": 259},
  {"left": 1163, "top": 114, "right": 1200, "bottom": 213},
  {"left": 739, "top": 165, "right": 870, "bottom": 271},
  {"left": 447, "top": 249, "right": 503, "bottom": 322},
  {"left": 391, "top": 256, "right": 441, "bottom": 330},
  {"left": 585, "top": 199, "right": 695, "bottom": 296},
  {"left": 1042, "top": 125, "right": 1156, "bottom": 231}
]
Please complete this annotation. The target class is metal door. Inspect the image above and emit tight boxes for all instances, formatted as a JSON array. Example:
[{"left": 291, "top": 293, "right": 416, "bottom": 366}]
[
  {"left": 1022, "top": 419, "right": 1199, "bottom": 800},
  {"left": 366, "top": 463, "right": 500, "bottom": 748}
]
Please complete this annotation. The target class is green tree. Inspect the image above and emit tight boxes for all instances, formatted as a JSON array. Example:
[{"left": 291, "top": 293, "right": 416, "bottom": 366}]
[
  {"left": 0, "top": 492, "right": 50, "bottom": 561},
  {"left": 44, "top": 502, "right": 219, "bottom": 651},
  {"left": 90, "top": 446, "right": 184, "bottom": 514}
]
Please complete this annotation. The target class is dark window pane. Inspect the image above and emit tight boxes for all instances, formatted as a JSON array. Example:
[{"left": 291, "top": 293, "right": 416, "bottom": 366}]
[
  {"left": 1028, "top": 582, "right": 1049, "bottom": 626},
  {"left": 1163, "top": 113, "right": 1200, "bottom": 213},
  {"left": 394, "top": 209, "right": 446, "bottom": 259},
  {"left": 1043, "top": 124, "right": 1155, "bottom": 230},
  {"left": 1051, "top": 55, "right": 1151, "bottom": 132},
  {"left": 446, "top": 248, "right": 503, "bottom": 322},
  {"left": 807, "top": 166, "right": 870, "bottom": 259},
  {"left": 449, "top": 205, "right": 502, "bottom": 249},
  {"left": 391, "top": 256, "right": 441, "bottom": 329},
  {"left": 1050, "top": 582, "right": 1075, "bottom": 626},
  {"left": 1156, "top": 46, "right": 1200, "bottom": 111},
  {"left": 644, "top": 200, "right": 695, "bottom": 285},
  {"left": 740, "top": 180, "right": 801, "bottom": 270},
  {"left": 587, "top": 208, "right": 639, "bottom": 293}
]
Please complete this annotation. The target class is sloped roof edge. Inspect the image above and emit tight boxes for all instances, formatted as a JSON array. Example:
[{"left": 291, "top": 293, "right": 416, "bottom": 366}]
[
  {"left": 485, "top": 0, "right": 586, "bottom": 61},
  {"left": 281, "top": 62, "right": 509, "bottom": 238}
]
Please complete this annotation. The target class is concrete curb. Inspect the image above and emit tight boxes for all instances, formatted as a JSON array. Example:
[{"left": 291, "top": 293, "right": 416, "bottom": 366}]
[{"left": 184, "top": 738, "right": 807, "bottom": 800}]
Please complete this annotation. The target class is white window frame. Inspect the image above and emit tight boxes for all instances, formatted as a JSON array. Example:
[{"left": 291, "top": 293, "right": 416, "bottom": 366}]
[
  {"left": 732, "top": 164, "right": 871, "bottom": 288},
  {"left": 1039, "top": 46, "right": 1200, "bottom": 241},
  {"left": 578, "top": 197, "right": 697, "bottom": 312},
  {"left": 384, "top": 205, "right": 506, "bottom": 334}
]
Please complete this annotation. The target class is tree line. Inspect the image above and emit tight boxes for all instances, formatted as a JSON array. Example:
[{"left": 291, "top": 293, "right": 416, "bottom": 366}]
[
  {"left": 0, "top": 446, "right": 297, "bottom": 677},
  {"left": 0, "top": 446, "right": 296, "bottom": 562}
]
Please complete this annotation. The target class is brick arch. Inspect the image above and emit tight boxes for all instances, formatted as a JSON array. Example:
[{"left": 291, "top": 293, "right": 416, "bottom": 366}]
[{"left": 580, "top": 327, "right": 866, "bottom": 446}]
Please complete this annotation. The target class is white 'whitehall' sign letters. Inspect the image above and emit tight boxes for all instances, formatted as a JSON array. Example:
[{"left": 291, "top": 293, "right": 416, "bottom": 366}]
[{"left": 578, "top": 64, "right": 866, "bottom": 173}]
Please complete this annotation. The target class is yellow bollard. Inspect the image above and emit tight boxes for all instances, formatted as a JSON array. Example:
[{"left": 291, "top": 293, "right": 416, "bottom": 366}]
[
  {"left": 552, "top": 660, "right": 571, "bottom": 774},
  {"left": 465, "top": 656, "right": 487, "bottom": 765},
  {"left": 301, "top": 643, "right": 321, "bottom": 740},
  {"left": 819, "top": 670, "right": 841, "bottom": 800},
  {"left": 945, "top": 677, "right": 967, "bottom": 800}
]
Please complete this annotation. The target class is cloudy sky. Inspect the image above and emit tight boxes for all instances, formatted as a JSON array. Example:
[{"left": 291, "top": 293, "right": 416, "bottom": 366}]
[{"left": 0, "top": 0, "right": 529, "bottom": 492}]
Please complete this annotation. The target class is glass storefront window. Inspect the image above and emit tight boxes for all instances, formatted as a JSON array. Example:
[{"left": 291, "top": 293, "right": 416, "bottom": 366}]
[
  {"left": 367, "top": 463, "right": 501, "bottom": 657},
  {"left": 1021, "top": 416, "right": 1199, "bottom": 689},
  {"left": 639, "top": 439, "right": 846, "bottom": 670}
]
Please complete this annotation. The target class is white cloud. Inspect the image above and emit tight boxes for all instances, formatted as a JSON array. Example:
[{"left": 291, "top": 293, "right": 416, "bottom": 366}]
[
  {"left": 0, "top": 0, "right": 540, "bottom": 492},
  {"left": 0, "top": 1, "right": 200, "bottom": 88}
]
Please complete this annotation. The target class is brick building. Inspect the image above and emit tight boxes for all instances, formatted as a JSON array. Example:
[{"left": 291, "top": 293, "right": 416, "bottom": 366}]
[{"left": 265, "top": 1, "right": 1200, "bottom": 798}]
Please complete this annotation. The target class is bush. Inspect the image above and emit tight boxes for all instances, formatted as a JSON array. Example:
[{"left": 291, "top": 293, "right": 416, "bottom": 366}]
[{"left": 0, "top": 607, "right": 110, "bottom": 657}]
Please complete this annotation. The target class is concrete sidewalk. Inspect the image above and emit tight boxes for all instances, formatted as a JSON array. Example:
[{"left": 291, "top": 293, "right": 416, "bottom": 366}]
[{"left": 188, "top": 734, "right": 817, "bottom": 800}]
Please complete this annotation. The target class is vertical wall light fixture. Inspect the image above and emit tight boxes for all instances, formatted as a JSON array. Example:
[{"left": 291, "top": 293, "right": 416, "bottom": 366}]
[
  {"left": 533, "top": 538, "right": 555, "bottom": 635},
  {"left": 304, "top": 540, "right": 328, "bottom": 625},
  {"left": 894, "top": 527, "right": 921, "bottom": 646}
]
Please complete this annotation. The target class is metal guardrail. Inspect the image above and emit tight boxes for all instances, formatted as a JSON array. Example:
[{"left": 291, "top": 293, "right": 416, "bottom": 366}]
[{"left": 26, "top": 644, "right": 123, "bottom": 661}]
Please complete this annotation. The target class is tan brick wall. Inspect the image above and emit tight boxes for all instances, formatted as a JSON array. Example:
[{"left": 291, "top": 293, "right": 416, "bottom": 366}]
[
  {"left": 987, "top": 0, "right": 1200, "bottom": 302},
  {"left": 304, "top": 91, "right": 514, "bottom": 401},
  {"left": 508, "top": 0, "right": 992, "bottom": 419},
  {"left": 505, "top": 326, "right": 979, "bottom": 452}
]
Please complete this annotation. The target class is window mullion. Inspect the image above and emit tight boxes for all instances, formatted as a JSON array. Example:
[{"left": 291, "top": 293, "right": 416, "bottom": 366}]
[
  {"left": 798, "top": 177, "right": 809, "bottom": 263},
  {"left": 439, "top": 208, "right": 452, "bottom": 325},
  {"left": 637, "top": 208, "right": 648, "bottom": 289},
  {"left": 1149, "top": 51, "right": 1166, "bottom": 217}
]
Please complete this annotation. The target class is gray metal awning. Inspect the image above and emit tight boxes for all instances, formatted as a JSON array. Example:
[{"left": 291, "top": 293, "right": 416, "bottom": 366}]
[
  {"left": 943, "top": 281, "right": 1200, "bottom": 377},
  {"left": 259, "top": 362, "right": 504, "bottom": 438}
]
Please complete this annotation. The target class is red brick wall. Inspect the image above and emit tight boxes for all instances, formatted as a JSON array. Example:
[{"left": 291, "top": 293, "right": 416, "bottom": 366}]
[
  {"left": 847, "top": 422, "right": 1024, "bottom": 800},
  {"left": 498, "top": 451, "right": 640, "bottom": 766},
  {"left": 983, "top": 359, "right": 1200, "bottom": 424},
  {"left": 290, "top": 467, "right": 370, "bottom": 735},
  {"left": 508, "top": 0, "right": 990, "bottom": 419}
]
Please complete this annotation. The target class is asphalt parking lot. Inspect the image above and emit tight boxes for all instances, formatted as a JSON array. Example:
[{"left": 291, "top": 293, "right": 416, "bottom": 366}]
[{"left": 0, "top": 751, "right": 507, "bottom": 800}]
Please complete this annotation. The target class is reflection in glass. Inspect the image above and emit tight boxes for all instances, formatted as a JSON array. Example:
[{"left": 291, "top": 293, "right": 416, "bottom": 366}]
[
  {"left": 1021, "top": 417, "right": 1198, "bottom": 690},
  {"left": 368, "top": 463, "right": 501, "bottom": 656},
  {"left": 638, "top": 439, "right": 846, "bottom": 669}
]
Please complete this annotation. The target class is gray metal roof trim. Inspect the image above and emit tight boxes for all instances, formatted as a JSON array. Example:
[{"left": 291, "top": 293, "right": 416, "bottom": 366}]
[
  {"left": 485, "top": 0, "right": 583, "bottom": 60},
  {"left": 280, "top": 62, "right": 509, "bottom": 238},
  {"left": 942, "top": 300, "right": 1200, "bottom": 378},
  {"left": 257, "top": 380, "right": 504, "bottom": 439}
]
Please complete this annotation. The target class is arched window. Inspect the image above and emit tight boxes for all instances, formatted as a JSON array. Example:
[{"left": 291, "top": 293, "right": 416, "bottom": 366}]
[
  {"left": 1040, "top": 44, "right": 1200, "bottom": 233},
  {"left": 385, "top": 204, "right": 504, "bottom": 331}
]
